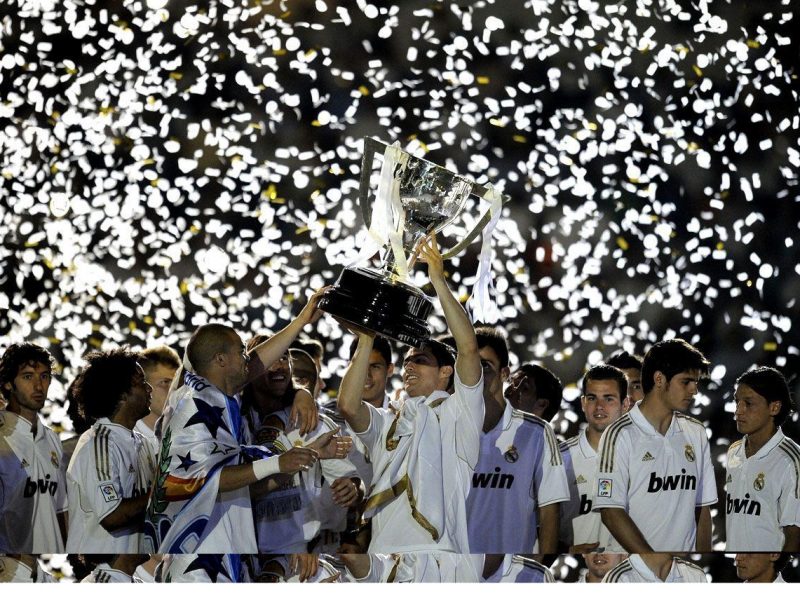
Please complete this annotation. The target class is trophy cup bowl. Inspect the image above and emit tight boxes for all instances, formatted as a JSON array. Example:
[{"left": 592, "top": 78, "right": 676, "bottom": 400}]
[{"left": 319, "top": 138, "right": 495, "bottom": 347}]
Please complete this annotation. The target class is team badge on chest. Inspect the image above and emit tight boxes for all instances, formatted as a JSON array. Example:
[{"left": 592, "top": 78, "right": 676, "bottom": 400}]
[
  {"left": 504, "top": 445, "right": 519, "bottom": 463},
  {"left": 754, "top": 472, "right": 765, "bottom": 491},
  {"left": 684, "top": 444, "right": 695, "bottom": 462}
]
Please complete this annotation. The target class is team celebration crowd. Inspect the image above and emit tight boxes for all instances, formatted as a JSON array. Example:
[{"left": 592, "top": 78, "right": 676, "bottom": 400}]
[{"left": 1, "top": 234, "right": 798, "bottom": 583}]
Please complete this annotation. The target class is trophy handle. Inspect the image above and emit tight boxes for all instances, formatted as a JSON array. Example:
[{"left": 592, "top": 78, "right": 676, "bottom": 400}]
[
  {"left": 358, "top": 137, "right": 387, "bottom": 229},
  {"left": 440, "top": 183, "right": 511, "bottom": 260}
]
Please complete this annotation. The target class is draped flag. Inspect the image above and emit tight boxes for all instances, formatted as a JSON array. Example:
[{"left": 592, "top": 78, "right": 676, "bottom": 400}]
[{"left": 143, "top": 371, "right": 272, "bottom": 553}]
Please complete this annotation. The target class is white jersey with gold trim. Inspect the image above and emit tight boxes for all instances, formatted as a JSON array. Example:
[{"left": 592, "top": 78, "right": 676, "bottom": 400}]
[
  {"left": 593, "top": 404, "right": 717, "bottom": 551},
  {"left": 66, "top": 417, "right": 156, "bottom": 552},
  {"left": 602, "top": 555, "right": 706, "bottom": 583},
  {"left": 725, "top": 428, "right": 800, "bottom": 551},
  {"left": 559, "top": 428, "right": 620, "bottom": 550},
  {"left": 0, "top": 411, "right": 67, "bottom": 554},
  {"left": 0, "top": 410, "right": 67, "bottom": 553},
  {"left": 466, "top": 403, "right": 569, "bottom": 552},
  {"left": 356, "top": 372, "right": 484, "bottom": 554}
]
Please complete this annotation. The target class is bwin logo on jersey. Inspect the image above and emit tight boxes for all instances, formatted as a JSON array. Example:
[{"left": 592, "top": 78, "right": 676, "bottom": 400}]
[
  {"left": 579, "top": 494, "right": 593, "bottom": 515},
  {"left": 24, "top": 475, "right": 58, "bottom": 497},
  {"left": 647, "top": 469, "right": 697, "bottom": 493},
  {"left": 473, "top": 467, "right": 515, "bottom": 489},
  {"left": 726, "top": 493, "right": 762, "bottom": 516}
]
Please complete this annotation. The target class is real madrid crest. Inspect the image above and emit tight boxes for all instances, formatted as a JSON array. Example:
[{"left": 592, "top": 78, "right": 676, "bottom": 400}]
[
  {"left": 754, "top": 472, "right": 765, "bottom": 491},
  {"left": 684, "top": 444, "right": 695, "bottom": 462},
  {"left": 504, "top": 445, "right": 519, "bottom": 463}
]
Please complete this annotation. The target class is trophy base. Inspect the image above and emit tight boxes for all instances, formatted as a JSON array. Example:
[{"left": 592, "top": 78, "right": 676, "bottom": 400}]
[{"left": 319, "top": 267, "right": 433, "bottom": 347}]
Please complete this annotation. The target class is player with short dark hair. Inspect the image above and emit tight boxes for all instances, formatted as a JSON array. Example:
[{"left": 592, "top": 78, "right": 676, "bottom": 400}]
[
  {"left": 606, "top": 351, "right": 644, "bottom": 405},
  {"left": 0, "top": 342, "right": 67, "bottom": 553},
  {"left": 338, "top": 234, "right": 484, "bottom": 573},
  {"left": 467, "top": 328, "right": 569, "bottom": 553},
  {"left": 726, "top": 366, "right": 800, "bottom": 551},
  {"left": 560, "top": 364, "right": 630, "bottom": 552},
  {"left": 595, "top": 339, "right": 716, "bottom": 552},
  {"left": 504, "top": 363, "right": 563, "bottom": 422}
]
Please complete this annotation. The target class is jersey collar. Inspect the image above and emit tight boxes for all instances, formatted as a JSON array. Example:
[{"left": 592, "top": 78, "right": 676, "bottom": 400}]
[
  {"left": 578, "top": 427, "right": 597, "bottom": 458},
  {"left": 745, "top": 427, "right": 785, "bottom": 459},
  {"left": 628, "top": 403, "right": 681, "bottom": 437},
  {"left": 629, "top": 554, "right": 678, "bottom": 582}
]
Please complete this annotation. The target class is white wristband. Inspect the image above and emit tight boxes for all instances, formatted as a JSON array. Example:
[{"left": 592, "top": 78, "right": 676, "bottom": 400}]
[{"left": 252, "top": 456, "right": 281, "bottom": 480}]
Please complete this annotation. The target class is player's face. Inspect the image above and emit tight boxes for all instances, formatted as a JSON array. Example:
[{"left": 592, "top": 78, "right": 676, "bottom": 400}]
[
  {"left": 504, "top": 370, "right": 539, "bottom": 414},
  {"left": 226, "top": 333, "right": 250, "bottom": 391},
  {"left": 663, "top": 369, "right": 701, "bottom": 413},
  {"left": 290, "top": 353, "right": 319, "bottom": 398},
  {"left": 403, "top": 348, "right": 446, "bottom": 398},
  {"left": 622, "top": 368, "right": 643, "bottom": 404},
  {"left": 126, "top": 364, "right": 153, "bottom": 421},
  {"left": 144, "top": 362, "right": 176, "bottom": 417},
  {"left": 264, "top": 352, "right": 291, "bottom": 397},
  {"left": 363, "top": 350, "right": 391, "bottom": 404},
  {"left": 581, "top": 379, "right": 627, "bottom": 434},
  {"left": 583, "top": 553, "right": 627, "bottom": 580},
  {"left": 734, "top": 553, "right": 775, "bottom": 582},
  {"left": 4, "top": 361, "right": 51, "bottom": 415},
  {"left": 734, "top": 383, "right": 779, "bottom": 437},
  {"left": 478, "top": 346, "right": 505, "bottom": 401}
]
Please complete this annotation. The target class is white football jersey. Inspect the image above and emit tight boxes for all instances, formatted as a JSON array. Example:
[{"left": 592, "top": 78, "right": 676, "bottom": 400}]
[
  {"left": 134, "top": 419, "right": 160, "bottom": 463},
  {"left": 357, "top": 372, "right": 484, "bottom": 553},
  {"left": 594, "top": 404, "right": 717, "bottom": 551},
  {"left": 725, "top": 428, "right": 800, "bottom": 551},
  {"left": 0, "top": 410, "right": 67, "bottom": 553},
  {"left": 66, "top": 417, "right": 156, "bottom": 552},
  {"left": 253, "top": 409, "right": 358, "bottom": 552},
  {"left": 466, "top": 403, "right": 569, "bottom": 552},
  {"left": 81, "top": 563, "right": 133, "bottom": 583},
  {"left": 482, "top": 555, "right": 554, "bottom": 582},
  {"left": 559, "top": 428, "right": 620, "bottom": 550},
  {"left": 602, "top": 554, "right": 707, "bottom": 583}
]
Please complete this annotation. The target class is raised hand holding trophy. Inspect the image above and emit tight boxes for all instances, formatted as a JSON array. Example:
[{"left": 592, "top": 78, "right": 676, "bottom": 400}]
[{"left": 319, "top": 137, "right": 509, "bottom": 347}]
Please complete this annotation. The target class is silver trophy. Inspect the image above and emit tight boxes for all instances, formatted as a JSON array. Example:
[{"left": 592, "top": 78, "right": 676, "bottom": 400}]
[{"left": 319, "top": 137, "right": 508, "bottom": 346}]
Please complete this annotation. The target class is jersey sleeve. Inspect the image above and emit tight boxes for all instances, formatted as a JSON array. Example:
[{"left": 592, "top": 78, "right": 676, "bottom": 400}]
[
  {"left": 696, "top": 428, "right": 718, "bottom": 507},
  {"left": 448, "top": 370, "right": 484, "bottom": 466},
  {"left": 354, "top": 403, "right": 390, "bottom": 457},
  {"left": 73, "top": 436, "right": 124, "bottom": 523},
  {"left": 558, "top": 445, "right": 579, "bottom": 547},
  {"left": 593, "top": 427, "right": 630, "bottom": 510},
  {"left": 778, "top": 461, "right": 800, "bottom": 528},
  {"left": 535, "top": 424, "right": 570, "bottom": 507}
]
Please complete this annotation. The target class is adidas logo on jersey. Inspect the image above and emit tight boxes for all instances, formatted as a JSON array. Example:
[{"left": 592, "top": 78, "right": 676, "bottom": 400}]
[
  {"left": 641, "top": 452, "right": 655, "bottom": 461},
  {"left": 473, "top": 467, "right": 515, "bottom": 489},
  {"left": 647, "top": 469, "right": 696, "bottom": 493},
  {"left": 575, "top": 474, "right": 587, "bottom": 484},
  {"left": 21, "top": 458, "right": 29, "bottom": 468},
  {"left": 726, "top": 493, "right": 762, "bottom": 516},
  {"left": 24, "top": 475, "right": 58, "bottom": 497}
]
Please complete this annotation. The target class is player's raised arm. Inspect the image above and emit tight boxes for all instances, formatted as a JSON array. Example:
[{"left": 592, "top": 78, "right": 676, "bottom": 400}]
[
  {"left": 417, "top": 233, "right": 481, "bottom": 387},
  {"left": 337, "top": 332, "right": 374, "bottom": 433}
]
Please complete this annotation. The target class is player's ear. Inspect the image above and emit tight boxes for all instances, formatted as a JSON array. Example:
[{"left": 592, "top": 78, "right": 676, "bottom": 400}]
[
  {"left": 387, "top": 364, "right": 395, "bottom": 377},
  {"left": 654, "top": 370, "right": 666, "bottom": 389},
  {"left": 622, "top": 395, "right": 631, "bottom": 411},
  {"left": 768, "top": 400, "right": 781, "bottom": 417},
  {"left": 500, "top": 367, "right": 510, "bottom": 381},
  {"left": 439, "top": 365, "right": 454, "bottom": 383}
]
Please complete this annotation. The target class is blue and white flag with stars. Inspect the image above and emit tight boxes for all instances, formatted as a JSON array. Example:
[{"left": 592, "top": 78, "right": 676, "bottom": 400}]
[{"left": 143, "top": 371, "right": 272, "bottom": 553}]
